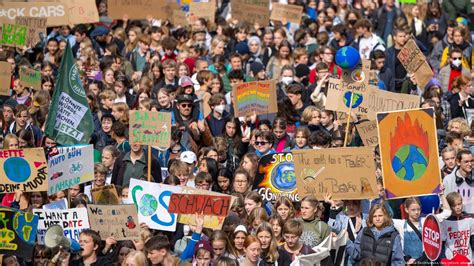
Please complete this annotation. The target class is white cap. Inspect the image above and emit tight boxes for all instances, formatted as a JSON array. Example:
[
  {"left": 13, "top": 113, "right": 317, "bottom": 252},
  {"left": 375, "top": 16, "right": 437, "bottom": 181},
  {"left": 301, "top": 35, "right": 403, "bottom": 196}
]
[
  {"left": 234, "top": 225, "right": 248, "bottom": 234},
  {"left": 180, "top": 151, "right": 197, "bottom": 164}
]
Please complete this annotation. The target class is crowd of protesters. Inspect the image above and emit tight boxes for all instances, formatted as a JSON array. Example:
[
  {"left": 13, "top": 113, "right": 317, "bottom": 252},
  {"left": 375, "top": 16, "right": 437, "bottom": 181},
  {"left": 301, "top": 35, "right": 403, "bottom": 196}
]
[{"left": 0, "top": 0, "right": 474, "bottom": 265}]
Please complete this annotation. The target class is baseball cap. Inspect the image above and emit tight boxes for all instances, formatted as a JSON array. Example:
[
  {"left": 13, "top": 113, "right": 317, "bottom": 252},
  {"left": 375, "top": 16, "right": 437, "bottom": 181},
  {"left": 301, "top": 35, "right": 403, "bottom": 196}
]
[
  {"left": 194, "top": 240, "right": 213, "bottom": 256},
  {"left": 179, "top": 76, "right": 194, "bottom": 88},
  {"left": 234, "top": 224, "right": 248, "bottom": 234},
  {"left": 180, "top": 151, "right": 197, "bottom": 164},
  {"left": 176, "top": 94, "right": 194, "bottom": 103}
]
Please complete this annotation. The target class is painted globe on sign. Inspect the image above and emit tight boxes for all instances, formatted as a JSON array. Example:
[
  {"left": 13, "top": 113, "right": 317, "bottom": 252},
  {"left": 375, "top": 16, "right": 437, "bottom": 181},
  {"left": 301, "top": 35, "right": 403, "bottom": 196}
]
[
  {"left": 139, "top": 194, "right": 158, "bottom": 216},
  {"left": 271, "top": 162, "right": 296, "bottom": 192},
  {"left": 335, "top": 46, "right": 361, "bottom": 70},
  {"left": 391, "top": 144, "right": 428, "bottom": 181},
  {"left": 4, "top": 157, "right": 31, "bottom": 183},
  {"left": 14, "top": 211, "right": 36, "bottom": 244},
  {"left": 343, "top": 91, "right": 363, "bottom": 108}
]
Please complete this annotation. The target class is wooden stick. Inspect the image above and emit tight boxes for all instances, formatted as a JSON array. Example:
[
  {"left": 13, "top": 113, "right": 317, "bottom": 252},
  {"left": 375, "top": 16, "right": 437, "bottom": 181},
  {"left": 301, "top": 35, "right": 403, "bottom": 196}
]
[
  {"left": 147, "top": 144, "right": 152, "bottom": 182},
  {"left": 343, "top": 90, "right": 354, "bottom": 147}
]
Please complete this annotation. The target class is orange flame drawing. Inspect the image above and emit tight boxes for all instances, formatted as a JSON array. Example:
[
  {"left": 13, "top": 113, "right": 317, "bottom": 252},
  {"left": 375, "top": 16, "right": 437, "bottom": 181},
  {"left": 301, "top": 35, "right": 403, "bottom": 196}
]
[
  {"left": 258, "top": 163, "right": 276, "bottom": 190},
  {"left": 389, "top": 113, "right": 429, "bottom": 159}
]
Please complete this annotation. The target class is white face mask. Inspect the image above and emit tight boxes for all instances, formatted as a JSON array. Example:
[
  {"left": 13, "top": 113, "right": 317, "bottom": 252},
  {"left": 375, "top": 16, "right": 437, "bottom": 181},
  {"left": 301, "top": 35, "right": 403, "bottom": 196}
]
[
  {"left": 281, "top": 76, "right": 293, "bottom": 85},
  {"left": 122, "top": 198, "right": 133, "bottom": 204},
  {"left": 214, "top": 104, "right": 225, "bottom": 114},
  {"left": 452, "top": 58, "right": 462, "bottom": 67}
]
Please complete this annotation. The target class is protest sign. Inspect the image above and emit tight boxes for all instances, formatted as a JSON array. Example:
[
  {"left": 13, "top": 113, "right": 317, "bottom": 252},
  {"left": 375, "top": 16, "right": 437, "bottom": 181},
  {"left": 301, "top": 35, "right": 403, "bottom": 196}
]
[
  {"left": 43, "top": 198, "right": 68, "bottom": 210},
  {"left": 270, "top": 3, "right": 303, "bottom": 24},
  {"left": 65, "top": 0, "right": 99, "bottom": 25},
  {"left": 168, "top": 193, "right": 231, "bottom": 216},
  {"left": 355, "top": 120, "right": 379, "bottom": 147},
  {"left": 233, "top": 80, "right": 278, "bottom": 117},
  {"left": 107, "top": 0, "right": 176, "bottom": 20},
  {"left": 129, "top": 110, "right": 171, "bottom": 148},
  {"left": 0, "top": 62, "right": 11, "bottom": 96},
  {"left": 293, "top": 147, "right": 378, "bottom": 200},
  {"left": 189, "top": 1, "right": 215, "bottom": 23},
  {"left": 326, "top": 79, "right": 420, "bottom": 120},
  {"left": 44, "top": 41, "right": 94, "bottom": 145},
  {"left": 253, "top": 152, "right": 299, "bottom": 201},
  {"left": 0, "top": 2, "right": 68, "bottom": 26},
  {"left": 177, "top": 187, "right": 235, "bottom": 229},
  {"left": 231, "top": 0, "right": 269, "bottom": 26},
  {"left": 19, "top": 67, "right": 41, "bottom": 90},
  {"left": 34, "top": 208, "right": 89, "bottom": 244},
  {"left": 0, "top": 23, "right": 27, "bottom": 47},
  {"left": 129, "top": 179, "right": 183, "bottom": 231},
  {"left": 397, "top": 38, "right": 432, "bottom": 89},
  {"left": 48, "top": 145, "right": 94, "bottom": 195},
  {"left": 441, "top": 218, "right": 472, "bottom": 262},
  {"left": 0, "top": 148, "right": 48, "bottom": 193},
  {"left": 172, "top": 10, "right": 188, "bottom": 26},
  {"left": 14, "top": 16, "right": 46, "bottom": 48},
  {"left": 91, "top": 184, "right": 120, "bottom": 205},
  {"left": 423, "top": 214, "right": 442, "bottom": 261},
  {"left": 88, "top": 204, "right": 140, "bottom": 241},
  {"left": 377, "top": 108, "right": 441, "bottom": 199},
  {"left": 0, "top": 207, "right": 38, "bottom": 258}
]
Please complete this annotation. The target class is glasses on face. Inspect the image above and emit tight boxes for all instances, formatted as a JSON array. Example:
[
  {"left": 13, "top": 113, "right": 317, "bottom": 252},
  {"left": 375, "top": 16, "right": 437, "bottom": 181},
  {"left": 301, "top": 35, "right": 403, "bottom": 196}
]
[
  {"left": 180, "top": 103, "right": 192, "bottom": 108},
  {"left": 235, "top": 180, "right": 247, "bottom": 184},
  {"left": 255, "top": 141, "right": 269, "bottom": 146},
  {"left": 452, "top": 57, "right": 462, "bottom": 60}
]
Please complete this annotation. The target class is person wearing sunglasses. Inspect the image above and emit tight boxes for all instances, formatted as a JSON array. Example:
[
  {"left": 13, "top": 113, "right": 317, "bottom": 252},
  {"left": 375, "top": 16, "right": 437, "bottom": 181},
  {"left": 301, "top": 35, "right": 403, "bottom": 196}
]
[
  {"left": 254, "top": 130, "right": 276, "bottom": 158},
  {"left": 439, "top": 48, "right": 471, "bottom": 93}
]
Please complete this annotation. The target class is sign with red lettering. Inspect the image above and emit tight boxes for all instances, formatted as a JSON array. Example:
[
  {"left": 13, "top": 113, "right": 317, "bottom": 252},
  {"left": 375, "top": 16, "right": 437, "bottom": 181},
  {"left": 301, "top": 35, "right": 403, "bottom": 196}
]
[
  {"left": 422, "top": 214, "right": 441, "bottom": 261},
  {"left": 0, "top": 148, "right": 48, "bottom": 193},
  {"left": 442, "top": 218, "right": 473, "bottom": 262},
  {"left": 168, "top": 194, "right": 231, "bottom": 216}
]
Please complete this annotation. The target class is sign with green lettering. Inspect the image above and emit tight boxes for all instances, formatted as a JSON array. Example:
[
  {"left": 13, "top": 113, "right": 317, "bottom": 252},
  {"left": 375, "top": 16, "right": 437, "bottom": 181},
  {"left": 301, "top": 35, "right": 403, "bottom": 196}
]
[
  {"left": 0, "top": 23, "right": 27, "bottom": 47},
  {"left": 293, "top": 147, "right": 378, "bottom": 200},
  {"left": 129, "top": 110, "right": 171, "bottom": 148},
  {"left": 19, "top": 67, "right": 41, "bottom": 90}
]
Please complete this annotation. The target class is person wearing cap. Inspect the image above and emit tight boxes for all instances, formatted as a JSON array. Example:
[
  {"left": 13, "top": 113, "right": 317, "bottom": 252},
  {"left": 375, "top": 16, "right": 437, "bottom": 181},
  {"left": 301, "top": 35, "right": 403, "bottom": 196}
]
[
  {"left": 232, "top": 225, "right": 249, "bottom": 260},
  {"left": 180, "top": 150, "right": 197, "bottom": 178},
  {"left": 172, "top": 93, "right": 205, "bottom": 153},
  {"left": 249, "top": 61, "right": 266, "bottom": 81},
  {"left": 91, "top": 26, "right": 124, "bottom": 59},
  {"left": 3, "top": 98, "right": 17, "bottom": 129}
]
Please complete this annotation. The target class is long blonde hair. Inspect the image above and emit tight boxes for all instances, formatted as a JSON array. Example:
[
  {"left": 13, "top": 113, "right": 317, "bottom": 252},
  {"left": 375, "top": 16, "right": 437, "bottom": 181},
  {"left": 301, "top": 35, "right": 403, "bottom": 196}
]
[{"left": 256, "top": 222, "right": 279, "bottom": 263}]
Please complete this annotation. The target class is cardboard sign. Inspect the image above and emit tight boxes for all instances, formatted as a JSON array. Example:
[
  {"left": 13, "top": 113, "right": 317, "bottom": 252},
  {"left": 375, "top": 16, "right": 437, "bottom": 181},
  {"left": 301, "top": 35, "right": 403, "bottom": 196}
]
[
  {"left": 19, "top": 67, "right": 41, "bottom": 90},
  {"left": 168, "top": 193, "right": 231, "bottom": 216},
  {"left": 107, "top": 0, "right": 175, "bottom": 20},
  {"left": 0, "top": 207, "right": 38, "bottom": 258},
  {"left": 172, "top": 10, "right": 188, "bottom": 26},
  {"left": 293, "top": 147, "right": 378, "bottom": 200},
  {"left": 0, "top": 23, "right": 27, "bottom": 47},
  {"left": 0, "top": 2, "right": 69, "bottom": 26},
  {"left": 48, "top": 145, "right": 94, "bottom": 195},
  {"left": 34, "top": 208, "right": 90, "bottom": 244},
  {"left": 233, "top": 80, "right": 278, "bottom": 117},
  {"left": 177, "top": 187, "right": 235, "bottom": 229},
  {"left": 326, "top": 79, "right": 420, "bottom": 120},
  {"left": 14, "top": 16, "right": 46, "bottom": 48},
  {"left": 253, "top": 152, "right": 299, "bottom": 201},
  {"left": 0, "top": 62, "right": 11, "bottom": 96},
  {"left": 423, "top": 214, "right": 442, "bottom": 261},
  {"left": 377, "top": 108, "right": 441, "bottom": 199},
  {"left": 270, "top": 3, "right": 303, "bottom": 24},
  {"left": 355, "top": 120, "right": 379, "bottom": 147},
  {"left": 0, "top": 148, "right": 48, "bottom": 193},
  {"left": 91, "top": 184, "right": 120, "bottom": 205},
  {"left": 88, "top": 204, "right": 140, "bottom": 241},
  {"left": 66, "top": 0, "right": 99, "bottom": 25},
  {"left": 129, "top": 178, "right": 183, "bottom": 231},
  {"left": 397, "top": 39, "right": 432, "bottom": 89},
  {"left": 231, "top": 0, "right": 269, "bottom": 26},
  {"left": 129, "top": 110, "right": 171, "bottom": 148},
  {"left": 189, "top": 1, "right": 215, "bottom": 23}
]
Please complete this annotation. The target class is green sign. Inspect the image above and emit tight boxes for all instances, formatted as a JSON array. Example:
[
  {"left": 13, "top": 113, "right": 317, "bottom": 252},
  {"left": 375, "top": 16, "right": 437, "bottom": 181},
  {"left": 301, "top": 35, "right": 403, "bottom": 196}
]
[{"left": 1, "top": 24, "right": 27, "bottom": 47}]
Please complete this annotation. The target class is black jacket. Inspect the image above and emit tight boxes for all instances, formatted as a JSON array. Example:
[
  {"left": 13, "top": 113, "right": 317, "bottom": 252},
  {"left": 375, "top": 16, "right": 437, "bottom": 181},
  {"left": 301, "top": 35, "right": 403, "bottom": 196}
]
[{"left": 111, "top": 151, "right": 162, "bottom": 186}]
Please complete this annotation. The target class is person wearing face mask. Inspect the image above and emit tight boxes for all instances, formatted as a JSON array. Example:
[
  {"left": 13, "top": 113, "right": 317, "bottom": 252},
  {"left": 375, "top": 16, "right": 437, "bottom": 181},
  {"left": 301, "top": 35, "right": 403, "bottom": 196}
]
[
  {"left": 277, "top": 66, "right": 296, "bottom": 100},
  {"left": 205, "top": 93, "right": 229, "bottom": 137},
  {"left": 439, "top": 48, "right": 471, "bottom": 93}
]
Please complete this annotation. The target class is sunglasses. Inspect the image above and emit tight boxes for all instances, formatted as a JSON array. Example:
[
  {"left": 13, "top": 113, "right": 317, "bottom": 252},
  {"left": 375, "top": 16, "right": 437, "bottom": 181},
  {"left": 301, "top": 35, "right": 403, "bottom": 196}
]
[
  {"left": 180, "top": 103, "right": 192, "bottom": 108},
  {"left": 255, "top": 141, "right": 269, "bottom": 146},
  {"left": 452, "top": 57, "right": 462, "bottom": 60}
]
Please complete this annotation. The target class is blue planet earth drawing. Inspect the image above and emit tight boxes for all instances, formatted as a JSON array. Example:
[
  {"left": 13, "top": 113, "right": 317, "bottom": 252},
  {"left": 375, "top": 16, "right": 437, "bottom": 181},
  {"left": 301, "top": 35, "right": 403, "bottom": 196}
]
[
  {"left": 4, "top": 157, "right": 31, "bottom": 183},
  {"left": 139, "top": 194, "right": 158, "bottom": 216},
  {"left": 271, "top": 162, "right": 296, "bottom": 192},
  {"left": 391, "top": 144, "right": 428, "bottom": 181},
  {"left": 343, "top": 91, "right": 363, "bottom": 108}
]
